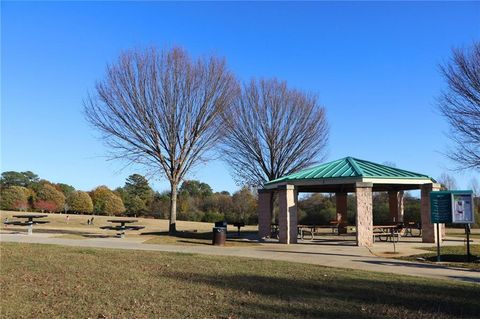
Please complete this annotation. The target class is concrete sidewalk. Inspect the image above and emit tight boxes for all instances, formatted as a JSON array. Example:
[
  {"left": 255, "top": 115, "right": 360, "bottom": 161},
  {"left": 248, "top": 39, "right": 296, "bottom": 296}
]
[{"left": 1, "top": 232, "right": 478, "bottom": 284}]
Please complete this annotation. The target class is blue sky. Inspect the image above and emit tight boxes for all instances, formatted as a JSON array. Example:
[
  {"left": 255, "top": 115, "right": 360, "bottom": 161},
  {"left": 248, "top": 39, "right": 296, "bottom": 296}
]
[{"left": 2, "top": 1, "right": 480, "bottom": 193}]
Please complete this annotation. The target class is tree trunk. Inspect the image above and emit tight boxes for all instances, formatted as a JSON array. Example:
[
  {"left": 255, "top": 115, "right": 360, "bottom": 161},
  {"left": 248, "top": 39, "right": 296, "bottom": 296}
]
[{"left": 169, "top": 182, "right": 178, "bottom": 234}]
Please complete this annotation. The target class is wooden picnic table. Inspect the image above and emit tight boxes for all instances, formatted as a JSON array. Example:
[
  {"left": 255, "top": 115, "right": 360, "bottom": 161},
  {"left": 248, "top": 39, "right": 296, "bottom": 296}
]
[
  {"left": 403, "top": 222, "right": 422, "bottom": 237},
  {"left": 373, "top": 225, "right": 401, "bottom": 242},
  {"left": 232, "top": 222, "right": 245, "bottom": 236},
  {"left": 100, "top": 219, "right": 144, "bottom": 238},
  {"left": 4, "top": 214, "right": 49, "bottom": 235},
  {"left": 297, "top": 225, "right": 318, "bottom": 240}
]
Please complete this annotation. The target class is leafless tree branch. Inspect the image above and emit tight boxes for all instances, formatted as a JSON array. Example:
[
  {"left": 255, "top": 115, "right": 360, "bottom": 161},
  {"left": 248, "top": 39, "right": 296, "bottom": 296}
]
[
  {"left": 221, "top": 78, "right": 329, "bottom": 187},
  {"left": 84, "top": 47, "right": 239, "bottom": 233},
  {"left": 438, "top": 42, "right": 480, "bottom": 170}
]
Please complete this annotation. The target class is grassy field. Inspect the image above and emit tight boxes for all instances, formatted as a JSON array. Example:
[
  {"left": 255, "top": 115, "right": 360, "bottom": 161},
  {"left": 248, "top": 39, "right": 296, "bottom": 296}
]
[
  {"left": 1, "top": 243, "right": 479, "bottom": 319},
  {"left": 401, "top": 245, "right": 480, "bottom": 270},
  {"left": 0, "top": 210, "right": 258, "bottom": 245},
  {"left": 0, "top": 210, "right": 258, "bottom": 233}
]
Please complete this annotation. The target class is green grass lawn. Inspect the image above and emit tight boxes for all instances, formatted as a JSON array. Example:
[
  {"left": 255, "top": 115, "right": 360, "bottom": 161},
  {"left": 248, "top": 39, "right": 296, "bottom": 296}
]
[
  {"left": 1, "top": 243, "right": 479, "bottom": 319},
  {"left": 448, "top": 233, "right": 480, "bottom": 240},
  {"left": 401, "top": 245, "right": 480, "bottom": 270}
]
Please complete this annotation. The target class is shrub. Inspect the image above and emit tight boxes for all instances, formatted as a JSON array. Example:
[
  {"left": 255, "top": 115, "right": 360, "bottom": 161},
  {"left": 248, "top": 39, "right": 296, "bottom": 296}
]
[
  {"left": 67, "top": 191, "right": 94, "bottom": 214},
  {"left": 35, "top": 200, "right": 59, "bottom": 212},
  {"left": 202, "top": 211, "right": 225, "bottom": 223},
  {"left": 91, "top": 186, "right": 125, "bottom": 216},
  {"left": 35, "top": 184, "right": 65, "bottom": 212},
  {"left": 0, "top": 186, "right": 29, "bottom": 211}
]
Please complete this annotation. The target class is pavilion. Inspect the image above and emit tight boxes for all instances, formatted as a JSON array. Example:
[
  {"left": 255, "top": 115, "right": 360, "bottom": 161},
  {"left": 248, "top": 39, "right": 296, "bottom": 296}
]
[{"left": 257, "top": 157, "right": 444, "bottom": 246}]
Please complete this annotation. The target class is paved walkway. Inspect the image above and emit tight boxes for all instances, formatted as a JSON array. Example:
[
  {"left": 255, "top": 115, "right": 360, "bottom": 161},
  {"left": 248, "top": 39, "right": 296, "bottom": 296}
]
[{"left": 1, "top": 232, "right": 478, "bottom": 284}]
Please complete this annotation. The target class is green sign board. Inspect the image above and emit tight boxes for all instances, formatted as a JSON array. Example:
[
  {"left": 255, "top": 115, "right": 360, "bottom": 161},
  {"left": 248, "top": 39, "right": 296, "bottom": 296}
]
[
  {"left": 430, "top": 190, "right": 475, "bottom": 224},
  {"left": 430, "top": 191, "right": 453, "bottom": 223}
]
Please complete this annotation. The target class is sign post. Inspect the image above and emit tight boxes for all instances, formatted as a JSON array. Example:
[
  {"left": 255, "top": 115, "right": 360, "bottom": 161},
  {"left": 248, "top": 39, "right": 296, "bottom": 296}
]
[
  {"left": 466, "top": 224, "right": 471, "bottom": 262},
  {"left": 431, "top": 190, "right": 475, "bottom": 263},
  {"left": 430, "top": 191, "right": 453, "bottom": 262}
]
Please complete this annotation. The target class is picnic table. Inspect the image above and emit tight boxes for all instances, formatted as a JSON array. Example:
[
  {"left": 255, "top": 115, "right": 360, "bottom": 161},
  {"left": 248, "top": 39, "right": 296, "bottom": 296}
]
[
  {"left": 4, "top": 214, "right": 49, "bottom": 235},
  {"left": 403, "top": 222, "right": 422, "bottom": 237},
  {"left": 232, "top": 222, "right": 245, "bottom": 236},
  {"left": 100, "top": 219, "right": 145, "bottom": 238},
  {"left": 270, "top": 223, "right": 279, "bottom": 239},
  {"left": 373, "top": 225, "right": 402, "bottom": 242},
  {"left": 297, "top": 225, "right": 317, "bottom": 240}
]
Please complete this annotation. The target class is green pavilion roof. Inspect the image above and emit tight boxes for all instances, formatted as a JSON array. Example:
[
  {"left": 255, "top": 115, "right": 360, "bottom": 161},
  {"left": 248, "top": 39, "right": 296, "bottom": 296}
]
[{"left": 265, "top": 157, "right": 434, "bottom": 186}]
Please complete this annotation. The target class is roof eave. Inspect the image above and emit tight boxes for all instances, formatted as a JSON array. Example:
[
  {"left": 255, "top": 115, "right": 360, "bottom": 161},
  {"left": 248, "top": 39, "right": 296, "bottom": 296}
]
[{"left": 263, "top": 176, "right": 436, "bottom": 190}]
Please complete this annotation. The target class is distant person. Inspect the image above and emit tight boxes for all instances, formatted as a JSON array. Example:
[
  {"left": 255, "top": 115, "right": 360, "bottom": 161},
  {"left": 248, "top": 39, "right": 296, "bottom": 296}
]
[
  {"left": 87, "top": 219, "right": 91, "bottom": 225},
  {"left": 66, "top": 215, "right": 70, "bottom": 223},
  {"left": 90, "top": 217, "right": 94, "bottom": 225},
  {"left": 4, "top": 217, "right": 8, "bottom": 227}
]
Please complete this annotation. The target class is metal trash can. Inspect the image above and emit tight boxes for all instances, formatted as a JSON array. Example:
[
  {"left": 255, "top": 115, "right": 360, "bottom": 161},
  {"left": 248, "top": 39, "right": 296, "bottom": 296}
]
[
  {"left": 212, "top": 227, "right": 226, "bottom": 246},
  {"left": 215, "top": 221, "right": 228, "bottom": 229}
]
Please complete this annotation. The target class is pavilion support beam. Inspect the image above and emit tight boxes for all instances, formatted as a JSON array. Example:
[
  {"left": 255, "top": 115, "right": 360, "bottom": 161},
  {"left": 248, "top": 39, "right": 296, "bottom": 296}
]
[
  {"left": 355, "top": 182, "right": 373, "bottom": 247},
  {"left": 258, "top": 190, "right": 273, "bottom": 238},
  {"left": 335, "top": 192, "right": 348, "bottom": 234},
  {"left": 421, "top": 183, "right": 444, "bottom": 243},
  {"left": 278, "top": 185, "right": 297, "bottom": 244},
  {"left": 388, "top": 190, "right": 404, "bottom": 222}
]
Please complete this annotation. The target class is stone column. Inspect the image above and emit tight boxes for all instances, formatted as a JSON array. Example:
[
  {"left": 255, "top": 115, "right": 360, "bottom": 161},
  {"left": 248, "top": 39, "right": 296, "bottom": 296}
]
[
  {"left": 355, "top": 182, "right": 373, "bottom": 247},
  {"left": 388, "top": 190, "right": 404, "bottom": 222},
  {"left": 421, "top": 183, "right": 443, "bottom": 243},
  {"left": 257, "top": 190, "right": 273, "bottom": 238},
  {"left": 335, "top": 192, "right": 348, "bottom": 234},
  {"left": 278, "top": 185, "right": 298, "bottom": 244}
]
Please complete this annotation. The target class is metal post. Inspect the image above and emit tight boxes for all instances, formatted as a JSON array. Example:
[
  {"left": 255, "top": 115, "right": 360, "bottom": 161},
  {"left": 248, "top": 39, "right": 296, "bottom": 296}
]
[
  {"left": 436, "top": 223, "right": 441, "bottom": 262},
  {"left": 466, "top": 224, "right": 471, "bottom": 263}
]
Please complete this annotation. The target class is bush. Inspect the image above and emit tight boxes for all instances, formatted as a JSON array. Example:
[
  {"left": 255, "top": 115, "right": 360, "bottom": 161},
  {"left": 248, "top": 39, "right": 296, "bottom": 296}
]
[
  {"left": 35, "top": 184, "right": 65, "bottom": 212},
  {"left": 35, "top": 200, "right": 59, "bottom": 212},
  {"left": 0, "top": 186, "right": 29, "bottom": 211},
  {"left": 298, "top": 194, "right": 336, "bottom": 225},
  {"left": 91, "top": 186, "right": 125, "bottom": 216},
  {"left": 202, "top": 211, "right": 225, "bottom": 223},
  {"left": 67, "top": 191, "right": 94, "bottom": 214}
]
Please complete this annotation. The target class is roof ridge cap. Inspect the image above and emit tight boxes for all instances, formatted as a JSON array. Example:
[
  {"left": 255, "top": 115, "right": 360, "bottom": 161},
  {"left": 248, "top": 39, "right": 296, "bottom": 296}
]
[{"left": 346, "top": 157, "right": 364, "bottom": 176}]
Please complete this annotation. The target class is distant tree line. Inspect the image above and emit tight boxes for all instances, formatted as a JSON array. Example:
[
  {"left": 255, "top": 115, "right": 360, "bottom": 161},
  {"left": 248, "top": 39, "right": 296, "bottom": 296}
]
[
  {"left": 0, "top": 171, "right": 258, "bottom": 224},
  {"left": 3, "top": 170, "right": 478, "bottom": 227}
]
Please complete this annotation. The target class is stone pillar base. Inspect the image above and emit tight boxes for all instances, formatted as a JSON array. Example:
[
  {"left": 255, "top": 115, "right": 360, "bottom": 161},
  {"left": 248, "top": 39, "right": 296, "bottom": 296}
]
[
  {"left": 258, "top": 190, "right": 273, "bottom": 238},
  {"left": 278, "top": 185, "right": 297, "bottom": 244},
  {"left": 355, "top": 182, "right": 373, "bottom": 247}
]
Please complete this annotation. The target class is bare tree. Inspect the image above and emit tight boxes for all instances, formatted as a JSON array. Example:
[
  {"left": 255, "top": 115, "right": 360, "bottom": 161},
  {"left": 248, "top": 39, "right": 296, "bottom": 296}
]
[
  {"left": 469, "top": 177, "right": 480, "bottom": 197},
  {"left": 221, "top": 78, "right": 329, "bottom": 186},
  {"left": 437, "top": 172, "right": 458, "bottom": 190},
  {"left": 439, "top": 42, "right": 480, "bottom": 170},
  {"left": 84, "top": 47, "right": 238, "bottom": 233}
]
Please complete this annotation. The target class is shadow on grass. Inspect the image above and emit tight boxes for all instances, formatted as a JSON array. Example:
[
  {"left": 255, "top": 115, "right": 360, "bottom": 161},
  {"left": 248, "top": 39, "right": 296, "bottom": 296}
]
[
  {"left": 259, "top": 249, "right": 364, "bottom": 258},
  {"left": 141, "top": 230, "right": 213, "bottom": 240},
  {"left": 421, "top": 254, "right": 480, "bottom": 263},
  {"left": 358, "top": 259, "right": 480, "bottom": 278},
  {"left": 170, "top": 272, "right": 479, "bottom": 319},
  {"left": 2, "top": 227, "right": 118, "bottom": 238},
  {"left": 141, "top": 230, "right": 259, "bottom": 242}
]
